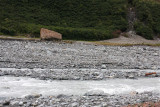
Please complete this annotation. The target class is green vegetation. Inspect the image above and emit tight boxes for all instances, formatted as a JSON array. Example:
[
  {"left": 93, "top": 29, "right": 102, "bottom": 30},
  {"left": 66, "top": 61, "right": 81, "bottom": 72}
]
[
  {"left": 0, "top": 0, "right": 160, "bottom": 40},
  {"left": 0, "top": 0, "right": 127, "bottom": 40},
  {"left": 133, "top": 0, "right": 160, "bottom": 39},
  {"left": 134, "top": 21, "right": 153, "bottom": 39}
]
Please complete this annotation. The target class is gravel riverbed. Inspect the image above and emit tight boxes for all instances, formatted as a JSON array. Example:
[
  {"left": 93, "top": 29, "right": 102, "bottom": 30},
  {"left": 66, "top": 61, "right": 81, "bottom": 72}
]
[
  {"left": 1, "top": 92, "right": 160, "bottom": 107},
  {"left": 0, "top": 40, "right": 160, "bottom": 69},
  {"left": 1, "top": 68, "right": 160, "bottom": 80},
  {"left": 0, "top": 40, "right": 160, "bottom": 107}
]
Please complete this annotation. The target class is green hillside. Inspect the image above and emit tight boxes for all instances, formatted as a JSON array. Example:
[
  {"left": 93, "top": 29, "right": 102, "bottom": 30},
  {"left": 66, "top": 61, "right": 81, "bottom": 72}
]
[
  {"left": 0, "top": 0, "right": 160, "bottom": 40},
  {"left": 133, "top": 0, "right": 160, "bottom": 39}
]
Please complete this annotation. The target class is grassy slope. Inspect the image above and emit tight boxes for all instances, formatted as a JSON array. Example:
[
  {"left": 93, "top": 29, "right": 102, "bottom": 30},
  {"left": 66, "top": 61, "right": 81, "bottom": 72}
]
[
  {"left": 0, "top": 0, "right": 127, "bottom": 40},
  {"left": 133, "top": 0, "right": 160, "bottom": 39},
  {"left": 0, "top": 0, "right": 160, "bottom": 40}
]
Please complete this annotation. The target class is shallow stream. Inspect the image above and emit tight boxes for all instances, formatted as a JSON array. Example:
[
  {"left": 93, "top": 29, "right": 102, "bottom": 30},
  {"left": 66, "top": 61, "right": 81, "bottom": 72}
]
[{"left": 0, "top": 76, "right": 160, "bottom": 98}]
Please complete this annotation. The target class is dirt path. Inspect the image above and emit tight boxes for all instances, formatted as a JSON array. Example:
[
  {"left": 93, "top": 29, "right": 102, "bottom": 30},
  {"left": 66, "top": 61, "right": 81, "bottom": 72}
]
[{"left": 101, "top": 31, "right": 160, "bottom": 45}]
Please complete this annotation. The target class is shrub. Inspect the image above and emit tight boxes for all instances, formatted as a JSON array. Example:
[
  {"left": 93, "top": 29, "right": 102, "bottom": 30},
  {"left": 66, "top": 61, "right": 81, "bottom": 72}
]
[
  {"left": 0, "top": 26, "right": 16, "bottom": 36},
  {"left": 0, "top": 21, "right": 113, "bottom": 40},
  {"left": 133, "top": 0, "right": 160, "bottom": 39},
  {"left": 50, "top": 27, "right": 111, "bottom": 40},
  {"left": 0, "top": 0, "right": 128, "bottom": 40},
  {"left": 134, "top": 21, "right": 153, "bottom": 39}
]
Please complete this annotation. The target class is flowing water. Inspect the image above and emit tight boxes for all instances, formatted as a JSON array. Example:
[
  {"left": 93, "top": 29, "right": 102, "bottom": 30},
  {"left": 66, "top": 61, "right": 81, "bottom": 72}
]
[{"left": 0, "top": 76, "right": 160, "bottom": 98}]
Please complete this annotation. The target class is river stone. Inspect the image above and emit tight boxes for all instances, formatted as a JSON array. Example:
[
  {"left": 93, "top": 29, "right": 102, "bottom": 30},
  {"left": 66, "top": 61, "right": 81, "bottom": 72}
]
[
  {"left": 33, "top": 94, "right": 42, "bottom": 98},
  {"left": 40, "top": 28, "right": 62, "bottom": 40},
  {"left": 128, "top": 75, "right": 135, "bottom": 79},
  {"left": 10, "top": 101, "right": 19, "bottom": 106},
  {"left": 101, "top": 65, "right": 106, "bottom": 69},
  {"left": 25, "top": 94, "right": 42, "bottom": 99},
  {"left": 153, "top": 53, "right": 158, "bottom": 56},
  {"left": 2, "top": 101, "right": 10, "bottom": 106},
  {"left": 56, "top": 94, "right": 67, "bottom": 98},
  {"left": 71, "top": 102, "right": 79, "bottom": 107},
  {"left": 84, "top": 90, "right": 105, "bottom": 96},
  {"left": 19, "top": 101, "right": 24, "bottom": 106}
]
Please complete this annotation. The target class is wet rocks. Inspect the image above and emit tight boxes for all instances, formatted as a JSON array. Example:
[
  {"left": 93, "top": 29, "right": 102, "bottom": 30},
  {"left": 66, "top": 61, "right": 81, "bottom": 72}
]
[
  {"left": 10, "top": 101, "right": 19, "bottom": 106},
  {"left": 0, "top": 68, "right": 160, "bottom": 80},
  {"left": 1, "top": 100, "right": 10, "bottom": 106},
  {"left": 25, "top": 94, "right": 42, "bottom": 99},
  {"left": 1, "top": 92, "right": 160, "bottom": 107},
  {"left": 84, "top": 90, "right": 105, "bottom": 96},
  {"left": 128, "top": 75, "right": 135, "bottom": 79},
  {"left": 101, "top": 65, "right": 106, "bottom": 69},
  {"left": 19, "top": 101, "right": 24, "bottom": 106},
  {"left": 71, "top": 102, "right": 79, "bottom": 107}
]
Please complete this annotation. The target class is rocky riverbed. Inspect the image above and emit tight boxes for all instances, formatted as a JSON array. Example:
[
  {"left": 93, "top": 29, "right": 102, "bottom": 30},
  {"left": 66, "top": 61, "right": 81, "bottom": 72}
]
[
  {"left": 1, "top": 92, "right": 160, "bottom": 107},
  {"left": 0, "top": 68, "right": 160, "bottom": 80},
  {"left": 0, "top": 39, "right": 160, "bottom": 107},
  {"left": 0, "top": 40, "right": 160, "bottom": 69}
]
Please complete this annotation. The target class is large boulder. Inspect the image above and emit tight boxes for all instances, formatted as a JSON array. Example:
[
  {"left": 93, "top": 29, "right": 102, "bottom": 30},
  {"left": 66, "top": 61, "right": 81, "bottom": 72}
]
[{"left": 40, "top": 28, "right": 62, "bottom": 40}]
